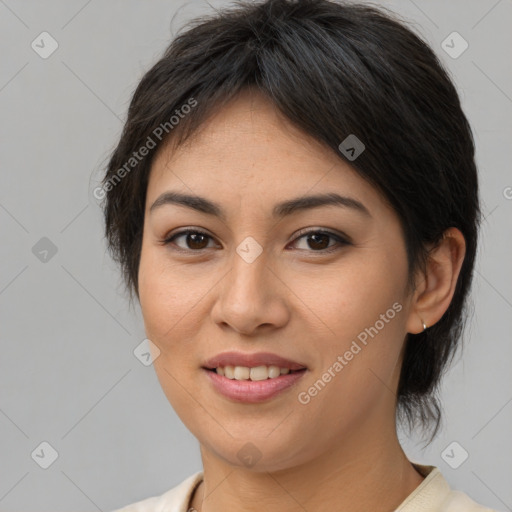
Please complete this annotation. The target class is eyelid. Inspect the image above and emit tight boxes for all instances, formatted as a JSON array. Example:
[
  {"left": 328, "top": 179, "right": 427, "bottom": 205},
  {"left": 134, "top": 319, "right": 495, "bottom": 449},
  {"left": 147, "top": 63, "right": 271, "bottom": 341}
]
[
  {"left": 161, "top": 227, "right": 216, "bottom": 249},
  {"left": 289, "top": 227, "right": 351, "bottom": 253},
  {"left": 291, "top": 227, "right": 351, "bottom": 244}
]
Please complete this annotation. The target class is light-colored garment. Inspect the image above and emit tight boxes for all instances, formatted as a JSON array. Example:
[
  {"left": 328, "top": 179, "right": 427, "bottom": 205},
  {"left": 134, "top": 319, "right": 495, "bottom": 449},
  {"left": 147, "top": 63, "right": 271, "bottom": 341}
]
[{"left": 111, "top": 463, "right": 498, "bottom": 512}]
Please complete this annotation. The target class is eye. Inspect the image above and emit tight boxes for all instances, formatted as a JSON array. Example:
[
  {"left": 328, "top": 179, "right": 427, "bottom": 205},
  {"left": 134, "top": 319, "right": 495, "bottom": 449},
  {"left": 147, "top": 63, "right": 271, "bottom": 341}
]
[
  {"left": 162, "top": 229, "right": 218, "bottom": 251},
  {"left": 289, "top": 229, "right": 350, "bottom": 253},
  {"left": 161, "top": 228, "right": 350, "bottom": 254}
]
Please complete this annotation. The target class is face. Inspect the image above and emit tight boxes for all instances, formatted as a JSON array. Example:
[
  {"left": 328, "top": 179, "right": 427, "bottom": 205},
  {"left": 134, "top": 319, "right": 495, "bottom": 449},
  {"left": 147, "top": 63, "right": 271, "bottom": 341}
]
[{"left": 138, "top": 89, "right": 415, "bottom": 472}]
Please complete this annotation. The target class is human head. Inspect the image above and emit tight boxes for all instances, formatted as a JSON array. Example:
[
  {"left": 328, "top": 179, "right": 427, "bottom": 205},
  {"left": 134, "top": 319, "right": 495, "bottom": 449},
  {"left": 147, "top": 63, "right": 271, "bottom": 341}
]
[{"left": 100, "top": 0, "right": 480, "bottom": 445}]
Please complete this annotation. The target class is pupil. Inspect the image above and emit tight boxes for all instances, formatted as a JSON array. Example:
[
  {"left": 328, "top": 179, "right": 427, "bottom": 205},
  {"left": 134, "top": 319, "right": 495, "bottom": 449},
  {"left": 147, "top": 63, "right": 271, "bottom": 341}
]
[
  {"left": 308, "top": 233, "right": 329, "bottom": 250},
  {"left": 188, "top": 233, "right": 208, "bottom": 249}
]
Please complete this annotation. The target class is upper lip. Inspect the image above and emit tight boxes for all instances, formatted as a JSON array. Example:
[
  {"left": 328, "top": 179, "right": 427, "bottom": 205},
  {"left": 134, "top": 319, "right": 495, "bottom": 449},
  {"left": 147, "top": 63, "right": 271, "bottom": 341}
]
[{"left": 202, "top": 351, "right": 307, "bottom": 371}]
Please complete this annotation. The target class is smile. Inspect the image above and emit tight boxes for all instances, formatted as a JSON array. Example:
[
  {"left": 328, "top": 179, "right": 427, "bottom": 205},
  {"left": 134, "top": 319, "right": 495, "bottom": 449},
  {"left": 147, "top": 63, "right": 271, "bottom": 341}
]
[
  {"left": 203, "top": 366, "right": 307, "bottom": 403},
  {"left": 214, "top": 364, "right": 295, "bottom": 380}
]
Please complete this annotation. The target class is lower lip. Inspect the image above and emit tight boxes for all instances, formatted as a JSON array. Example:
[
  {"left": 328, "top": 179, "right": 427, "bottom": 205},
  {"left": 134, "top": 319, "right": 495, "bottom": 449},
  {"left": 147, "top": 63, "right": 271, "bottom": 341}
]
[{"left": 203, "top": 368, "right": 307, "bottom": 403}]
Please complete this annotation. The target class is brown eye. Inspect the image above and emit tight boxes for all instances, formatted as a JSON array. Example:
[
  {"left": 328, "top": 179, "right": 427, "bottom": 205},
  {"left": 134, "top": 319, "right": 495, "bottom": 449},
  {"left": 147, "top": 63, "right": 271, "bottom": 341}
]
[
  {"left": 164, "top": 230, "right": 216, "bottom": 251},
  {"left": 291, "top": 230, "right": 350, "bottom": 252},
  {"left": 163, "top": 228, "right": 349, "bottom": 254},
  {"left": 305, "top": 233, "right": 331, "bottom": 250}
]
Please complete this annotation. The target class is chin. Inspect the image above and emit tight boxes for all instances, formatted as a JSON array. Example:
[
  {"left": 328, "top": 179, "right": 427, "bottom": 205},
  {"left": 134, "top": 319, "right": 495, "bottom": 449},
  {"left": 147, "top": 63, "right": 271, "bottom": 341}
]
[{"left": 195, "top": 425, "right": 317, "bottom": 473}]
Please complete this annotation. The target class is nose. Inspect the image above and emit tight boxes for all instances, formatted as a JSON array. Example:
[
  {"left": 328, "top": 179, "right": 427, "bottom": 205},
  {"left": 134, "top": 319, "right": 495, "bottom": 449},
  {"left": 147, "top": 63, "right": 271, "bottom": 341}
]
[{"left": 210, "top": 249, "right": 290, "bottom": 336}]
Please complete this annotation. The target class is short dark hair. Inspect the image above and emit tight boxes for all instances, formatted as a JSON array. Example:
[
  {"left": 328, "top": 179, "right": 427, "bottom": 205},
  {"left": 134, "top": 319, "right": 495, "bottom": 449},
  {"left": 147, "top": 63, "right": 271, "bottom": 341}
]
[{"left": 100, "top": 0, "right": 480, "bottom": 444}]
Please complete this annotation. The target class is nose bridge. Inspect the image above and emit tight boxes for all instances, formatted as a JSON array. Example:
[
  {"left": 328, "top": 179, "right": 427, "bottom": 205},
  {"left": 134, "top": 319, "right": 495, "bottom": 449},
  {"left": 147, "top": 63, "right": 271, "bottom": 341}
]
[
  {"left": 212, "top": 239, "right": 288, "bottom": 333},
  {"left": 227, "top": 242, "right": 271, "bottom": 305}
]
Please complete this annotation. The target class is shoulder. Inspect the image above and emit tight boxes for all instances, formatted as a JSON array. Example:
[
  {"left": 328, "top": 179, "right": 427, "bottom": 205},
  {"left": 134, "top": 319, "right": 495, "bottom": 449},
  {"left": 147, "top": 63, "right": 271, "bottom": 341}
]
[
  {"left": 439, "top": 489, "right": 498, "bottom": 512},
  {"left": 397, "top": 464, "right": 498, "bottom": 512},
  {"left": 110, "top": 471, "right": 204, "bottom": 512}
]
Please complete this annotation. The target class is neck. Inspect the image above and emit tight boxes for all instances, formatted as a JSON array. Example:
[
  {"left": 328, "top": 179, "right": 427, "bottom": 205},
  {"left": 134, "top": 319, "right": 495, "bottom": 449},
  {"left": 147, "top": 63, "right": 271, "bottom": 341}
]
[{"left": 190, "top": 419, "right": 424, "bottom": 512}]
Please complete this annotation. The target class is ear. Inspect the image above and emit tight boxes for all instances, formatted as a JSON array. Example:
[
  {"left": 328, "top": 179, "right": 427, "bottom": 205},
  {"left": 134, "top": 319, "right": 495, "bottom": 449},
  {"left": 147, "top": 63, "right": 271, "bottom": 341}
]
[{"left": 406, "top": 227, "right": 466, "bottom": 334}]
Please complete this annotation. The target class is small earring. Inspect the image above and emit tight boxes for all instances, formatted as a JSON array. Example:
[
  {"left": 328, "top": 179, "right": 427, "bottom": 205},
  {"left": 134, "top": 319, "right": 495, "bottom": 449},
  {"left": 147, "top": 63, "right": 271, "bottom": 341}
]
[{"left": 421, "top": 319, "right": 428, "bottom": 331}]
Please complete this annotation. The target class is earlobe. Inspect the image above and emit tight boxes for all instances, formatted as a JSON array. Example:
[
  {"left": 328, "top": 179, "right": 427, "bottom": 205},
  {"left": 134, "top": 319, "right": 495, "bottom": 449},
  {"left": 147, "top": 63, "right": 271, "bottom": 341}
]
[{"left": 406, "top": 227, "right": 466, "bottom": 334}]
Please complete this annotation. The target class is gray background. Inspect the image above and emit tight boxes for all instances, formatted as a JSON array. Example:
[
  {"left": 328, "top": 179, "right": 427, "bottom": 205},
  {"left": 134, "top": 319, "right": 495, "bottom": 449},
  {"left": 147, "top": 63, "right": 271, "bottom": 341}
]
[{"left": 0, "top": 0, "right": 511, "bottom": 510}]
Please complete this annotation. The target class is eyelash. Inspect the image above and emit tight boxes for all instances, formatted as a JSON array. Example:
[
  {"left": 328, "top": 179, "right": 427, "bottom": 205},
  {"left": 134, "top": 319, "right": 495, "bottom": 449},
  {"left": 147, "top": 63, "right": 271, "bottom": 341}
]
[{"left": 161, "top": 228, "right": 351, "bottom": 254}]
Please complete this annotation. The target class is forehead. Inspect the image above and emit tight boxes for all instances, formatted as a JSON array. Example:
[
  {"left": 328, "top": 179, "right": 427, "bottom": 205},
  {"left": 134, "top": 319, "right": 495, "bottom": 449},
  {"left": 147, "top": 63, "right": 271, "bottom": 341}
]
[{"left": 147, "top": 90, "right": 386, "bottom": 216}]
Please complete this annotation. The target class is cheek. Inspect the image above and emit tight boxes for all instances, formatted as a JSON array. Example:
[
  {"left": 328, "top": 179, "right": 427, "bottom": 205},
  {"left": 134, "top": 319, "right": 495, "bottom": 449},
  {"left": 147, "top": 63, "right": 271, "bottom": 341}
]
[
  {"left": 296, "top": 247, "right": 409, "bottom": 410},
  {"left": 137, "top": 247, "right": 199, "bottom": 406},
  {"left": 138, "top": 243, "right": 204, "bottom": 341},
  {"left": 301, "top": 253, "right": 408, "bottom": 348},
  {"left": 138, "top": 245, "right": 207, "bottom": 424},
  {"left": 293, "top": 292, "right": 406, "bottom": 452}
]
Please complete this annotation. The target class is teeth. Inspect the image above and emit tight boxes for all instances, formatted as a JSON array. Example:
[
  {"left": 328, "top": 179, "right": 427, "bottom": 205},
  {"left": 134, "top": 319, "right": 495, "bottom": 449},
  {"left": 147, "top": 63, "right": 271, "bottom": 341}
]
[
  {"left": 250, "top": 366, "right": 268, "bottom": 381},
  {"left": 215, "top": 365, "right": 297, "bottom": 380},
  {"left": 234, "top": 366, "right": 250, "bottom": 380}
]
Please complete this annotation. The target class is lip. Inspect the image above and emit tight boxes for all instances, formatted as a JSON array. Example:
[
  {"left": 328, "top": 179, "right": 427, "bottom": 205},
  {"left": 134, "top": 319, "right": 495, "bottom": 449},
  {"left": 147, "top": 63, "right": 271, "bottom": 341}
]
[
  {"left": 203, "top": 367, "right": 307, "bottom": 403},
  {"left": 202, "top": 351, "right": 307, "bottom": 371}
]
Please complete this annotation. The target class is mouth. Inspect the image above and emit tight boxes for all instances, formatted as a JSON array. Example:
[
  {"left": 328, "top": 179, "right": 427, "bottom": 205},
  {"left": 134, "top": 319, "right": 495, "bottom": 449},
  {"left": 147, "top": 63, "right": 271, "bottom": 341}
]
[
  {"left": 202, "top": 351, "right": 307, "bottom": 373},
  {"left": 204, "top": 365, "right": 305, "bottom": 380},
  {"left": 202, "top": 351, "right": 308, "bottom": 403}
]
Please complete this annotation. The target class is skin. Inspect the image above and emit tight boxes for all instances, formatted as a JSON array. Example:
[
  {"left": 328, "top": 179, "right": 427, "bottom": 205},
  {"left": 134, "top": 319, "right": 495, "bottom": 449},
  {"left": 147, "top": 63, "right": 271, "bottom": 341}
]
[{"left": 138, "top": 88, "right": 466, "bottom": 512}]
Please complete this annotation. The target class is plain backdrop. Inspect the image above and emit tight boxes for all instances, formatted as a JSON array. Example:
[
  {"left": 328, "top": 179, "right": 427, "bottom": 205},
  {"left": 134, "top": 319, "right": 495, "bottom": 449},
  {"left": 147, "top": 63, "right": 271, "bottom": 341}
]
[{"left": 0, "top": 0, "right": 511, "bottom": 510}]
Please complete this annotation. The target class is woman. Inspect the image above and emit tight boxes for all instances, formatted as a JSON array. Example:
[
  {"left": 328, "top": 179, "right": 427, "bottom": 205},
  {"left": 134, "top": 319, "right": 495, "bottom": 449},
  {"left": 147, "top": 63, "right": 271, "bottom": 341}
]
[{"left": 101, "top": 0, "right": 495, "bottom": 510}]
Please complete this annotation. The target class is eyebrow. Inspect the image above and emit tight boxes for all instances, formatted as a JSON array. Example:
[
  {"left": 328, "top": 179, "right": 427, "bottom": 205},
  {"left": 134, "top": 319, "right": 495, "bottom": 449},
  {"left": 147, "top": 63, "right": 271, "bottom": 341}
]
[{"left": 149, "top": 191, "right": 371, "bottom": 219}]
